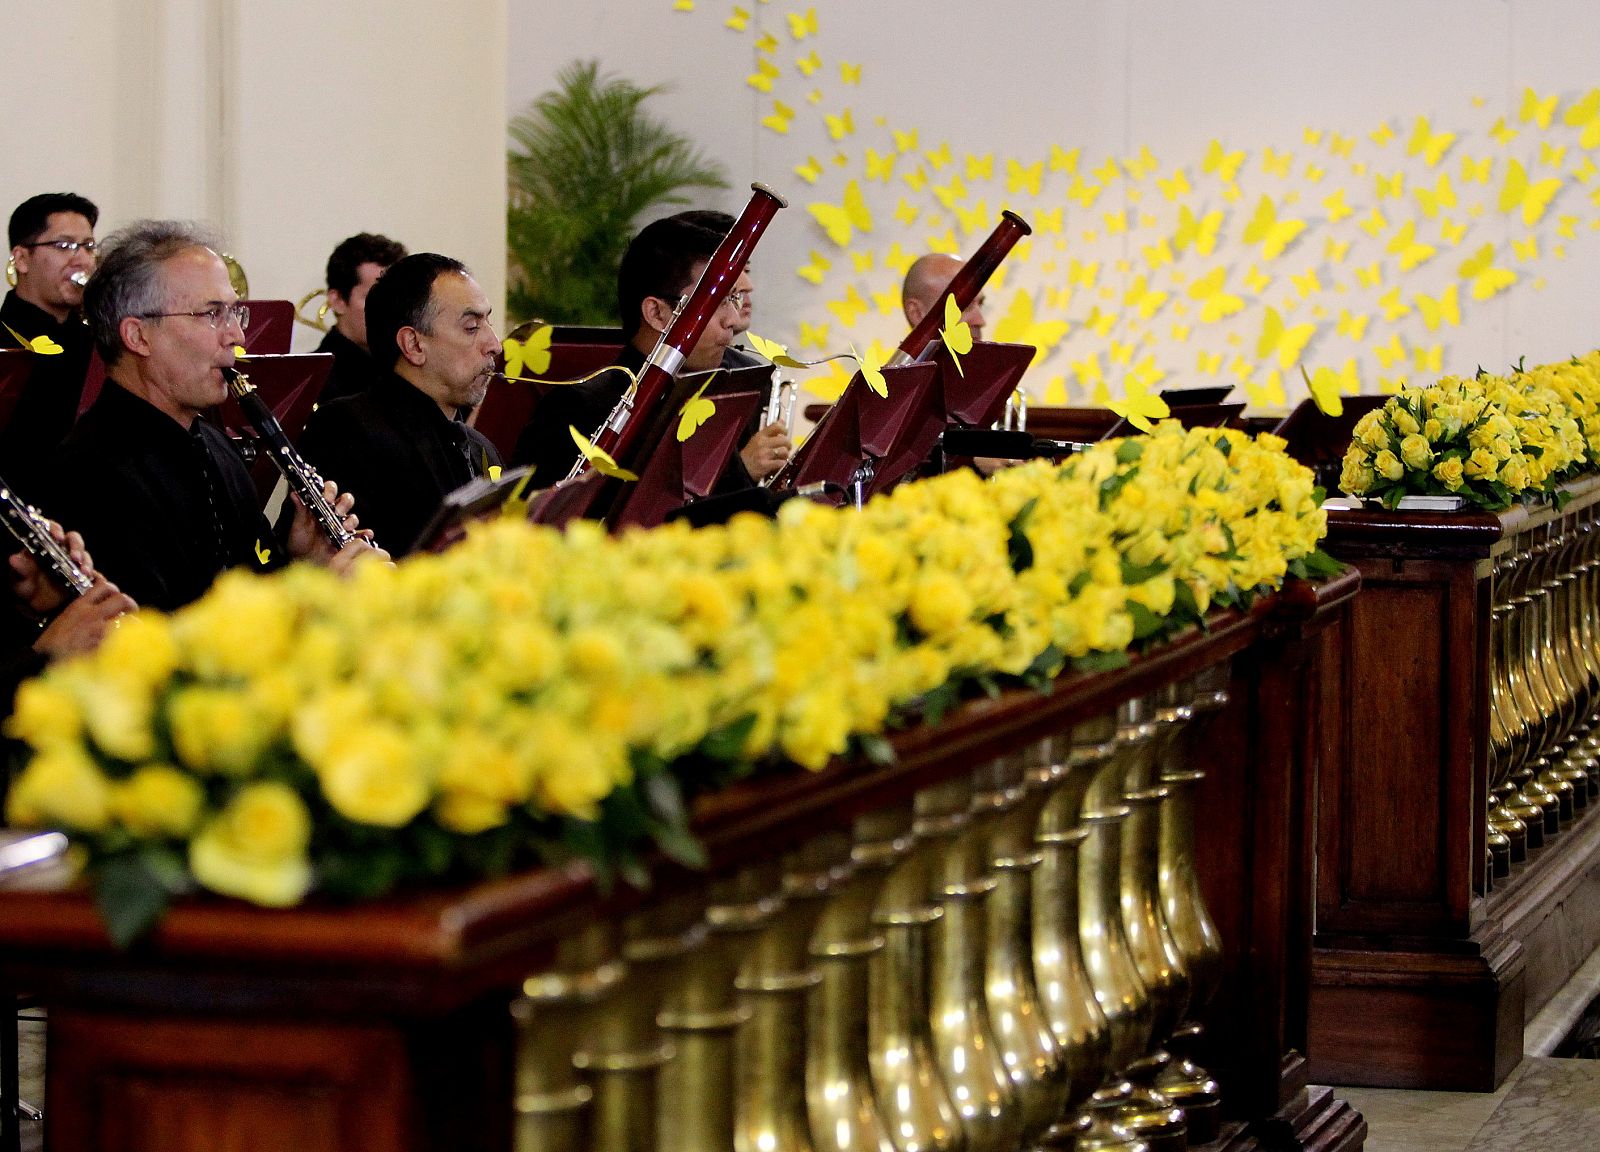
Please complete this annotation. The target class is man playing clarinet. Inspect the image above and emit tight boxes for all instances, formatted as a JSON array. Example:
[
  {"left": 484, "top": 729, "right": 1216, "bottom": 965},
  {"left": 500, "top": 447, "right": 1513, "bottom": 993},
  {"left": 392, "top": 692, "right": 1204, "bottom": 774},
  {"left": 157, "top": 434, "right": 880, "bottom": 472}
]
[{"left": 39, "top": 220, "right": 378, "bottom": 612}]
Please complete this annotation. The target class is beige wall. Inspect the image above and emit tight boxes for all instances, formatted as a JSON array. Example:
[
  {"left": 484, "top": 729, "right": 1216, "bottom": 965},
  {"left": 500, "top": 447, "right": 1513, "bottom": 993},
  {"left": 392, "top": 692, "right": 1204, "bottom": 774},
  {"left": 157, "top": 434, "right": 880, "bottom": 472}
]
[{"left": 1, "top": 0, "right": 507, "bottom": 349}]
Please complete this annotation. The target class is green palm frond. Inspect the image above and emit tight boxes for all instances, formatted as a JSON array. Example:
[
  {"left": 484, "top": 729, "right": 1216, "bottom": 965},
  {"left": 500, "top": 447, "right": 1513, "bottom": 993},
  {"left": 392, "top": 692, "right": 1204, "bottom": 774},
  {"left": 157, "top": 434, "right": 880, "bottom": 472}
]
[{"left": 507, "top": 60, "right": 728, "bottom": 325}]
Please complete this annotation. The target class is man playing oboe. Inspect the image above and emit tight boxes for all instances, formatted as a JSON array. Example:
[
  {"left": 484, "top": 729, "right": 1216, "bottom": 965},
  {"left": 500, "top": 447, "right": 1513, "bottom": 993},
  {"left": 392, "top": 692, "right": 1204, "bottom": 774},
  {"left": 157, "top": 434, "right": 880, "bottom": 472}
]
[{"left": 39, "top": 221, "right": 378, "bottom": 612}]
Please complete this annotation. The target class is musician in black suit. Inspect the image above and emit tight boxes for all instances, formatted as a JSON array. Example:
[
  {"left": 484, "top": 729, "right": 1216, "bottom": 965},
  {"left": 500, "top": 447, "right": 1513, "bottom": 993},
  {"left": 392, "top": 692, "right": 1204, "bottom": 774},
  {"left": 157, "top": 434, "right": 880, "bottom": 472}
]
[
  {"left": 39, "top": 220, "right": 376, "bottom": 612},
  {"left": 513, "top": 215, "right": 789, "bottom": 484},
  {"left": 296, "top": 253, "right": 502, "bottom": 556},
  {"left": 0, "top": 193, "right": 100, "bottom": 492},
  {"left": 316, "top": 232, "right": 408, "bottom": 404},
  {"left": 901, "top": 252, "right": 987, "bottom": 342}
]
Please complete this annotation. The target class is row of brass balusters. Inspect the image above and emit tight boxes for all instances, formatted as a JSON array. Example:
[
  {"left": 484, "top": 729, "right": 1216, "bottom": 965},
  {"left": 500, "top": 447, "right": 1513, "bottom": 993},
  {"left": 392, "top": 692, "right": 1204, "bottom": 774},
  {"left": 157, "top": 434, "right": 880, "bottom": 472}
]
[
  {"left": 509, "top": 664, "right": 1233, "bottom": 1152},
  {"left": 1487, "top": 509, "right": 1600, "bottom": 883}
]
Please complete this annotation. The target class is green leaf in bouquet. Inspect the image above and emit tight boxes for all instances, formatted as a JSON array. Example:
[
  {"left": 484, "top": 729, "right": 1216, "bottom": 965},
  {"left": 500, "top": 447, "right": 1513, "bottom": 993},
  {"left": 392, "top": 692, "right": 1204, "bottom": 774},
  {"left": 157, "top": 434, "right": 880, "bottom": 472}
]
[
  {"left": 1120, "top": 556, "right": 1169, "bottom": 585},
  {"left": 1554, "top": 488, "right": 1575, "bottom": 512},
  {"left": 857, "top": 732, "right": 897, "bottom": 766},
  {"left": 920, "top": 680, "right": 961, "bottom": 726},
  {"left": 1172, "top": 579, "right": 1202, "bottom": 624},
  {"left": 1020, "top": 644, "right": 1064, "bottom": 691},
  {"left": 95, "top": 847, "right": 191, "bottom": 949},
  {"left": 1115, "top": 439, "right": 1145, "bottom": 465},
  {"left": 1072, "top": 649, "right": 1131, "bottom": 674},
  {"left": 642, "top": 769, "right": 689, "bottom": 829},
  {"left": 650, "top": 818, "right": 708, "bottom": 871},
  {"left": 1125, "top": 600, "right": 1166, "bottom": 641},
  {"left": 699, "top": 714, "right": 758, "bottom": 765},
  {"left": 1299, "top": 549, "right": 1345, "bottom": 579},
  {"left": 1007, "top": 497, "right": 1039, "bottom": 572}
]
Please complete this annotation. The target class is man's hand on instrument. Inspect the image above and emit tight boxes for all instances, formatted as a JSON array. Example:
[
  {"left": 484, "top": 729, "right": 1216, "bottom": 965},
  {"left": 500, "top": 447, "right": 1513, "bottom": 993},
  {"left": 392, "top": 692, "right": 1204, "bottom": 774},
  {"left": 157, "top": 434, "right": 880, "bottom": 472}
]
[
  {"left": 34, "top": 577, "right": 136, "bottom": 660},
  {"left": 8, "top": 521, "right": 95, "bottom": 616},
  {"left": 287, "top": 481, "right": 371, "bottom": 560},
  {"left": 740, "top": 423, "right": 794, "bottom": 482}
]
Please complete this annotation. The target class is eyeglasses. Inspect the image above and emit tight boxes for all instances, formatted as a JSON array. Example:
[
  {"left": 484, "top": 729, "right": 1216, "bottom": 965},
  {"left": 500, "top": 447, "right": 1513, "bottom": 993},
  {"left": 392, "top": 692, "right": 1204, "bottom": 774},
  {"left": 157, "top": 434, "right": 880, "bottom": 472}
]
[
  {"left": 137, "top": 303, "right": 251, "bottom": 331},
  {"left": 673, "top": 290, "right": 749, "bottom": 313},
  {"left": 21, "top": 239, "right": 98, "bottom": 255}
]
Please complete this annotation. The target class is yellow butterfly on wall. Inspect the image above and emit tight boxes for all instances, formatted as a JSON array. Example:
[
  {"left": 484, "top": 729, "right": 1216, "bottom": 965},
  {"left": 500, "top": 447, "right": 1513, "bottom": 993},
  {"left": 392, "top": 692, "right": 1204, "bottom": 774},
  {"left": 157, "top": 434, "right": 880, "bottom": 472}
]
[
  {"left": 1370, "top": 121, "right": 1395, "bottom": 147},
  {"left": 1261, "top": 146, "right": 1294, "bottom": 178},
  {"left": 808, "top": 180, "right": 872, "bottom": 246},
  {"left": 1386, "top": 220, "right": 1437, "bottom": 271},
  {"left": 1540, "top": 142, "right": 1567, "bottom": 169},
  {"left": 1172, "top": 204, "right": 1223, "bottom": 255},
  {"left": 1108, "top": 379, "right": 1170, "bottom": 434},
  {"left": 925, "top": 226, "right": 958, "bottom": 255},
  {"left": 1414, "top": 283, "right": 1460, "bottom": 330},
  {"left": 826, "top": 284, "right": 870, "bottom": 328},
  {"left": 1290, "top": 268, "right": 1322, "bottom": 298},
  {"left": 840, "top": 61, "right": 862, "bottom": 85},
  {"left": 787, "top": 6, "right": 817, "bottom": 39},
  {"left": 794, "top": 50, "right": 821, "bottom": 75},
  {"left": 1373, "top": 333, "right": 1406, "bottom": 369},
  {"left": 864, "top": 147, "right": 896, "bottom": 183},
  {"left": 1321, "top": 188, "right": 1353, "bottom": 222},
  {"left": 1124, "top": 145, "right": 1159, "bottom": 180},
  {"left": 1498, "top": 158, "right": 1561, "bottom": 226},
  {"left": 992, "top": 287, "right": 1070, "bottom": 358},
  {"left": 1094, "top": 156, "right": 1120, "bottom": 184},
  {"left": 1324, "top": 236, "right": 1351, "bottom": 263},
  {"left": 1066, "top": 175, "right": 1103, "bottom": 208},
  {"left": 793, "top": 156, "right": 823, "bottom": 184},
  {"left": 1186, "top": 266, "right": 1245, "bottom": 322},
  {"left": 1243, "top": 195, "right": 1306, "bottom": 259},
  {"left": 1326, "top": 132, "right": 1355, "bottom": 158},
  {"left": 1489, "top": 116, "right": 1518, "bottom": 145},
  {"left": 796, "top": 249, "right": 831, "bottom": 285},
  {"left": 884, "top": 241, "right": 915, "bottom": 275},
  {"left": 1244, "top": 265, "right": 1272, "bottom": 294},
  {"left": 1124, "top": 275, "right": 1168, "bottom": 320},
  {"left": 1512, "top": 234, "right": 1539, "bottom": 261},
  {"left": 753, "top": 32, "right": 778, "bottom": 53},
  {"left": 1413, "top": 172, "right": 1457, "bottom": 219},
  {"left": 852, "top": 250, "right": 876, "bottom": 275},
  {"left": 1459, "top": 155, "right": 1493, "bottom": 184},
  {"left": 1406, "top": 115, "right": 1456, "bottom": 167},
  {"left": 1412, "top": 343, "right": 1442, "bottom": 373},
  {"left": 1005, "top": 158, "right": 1043, "bottom": 196},
  {"left": 965, "top": 152, "right": 994, "bottom": 181},
  {"left": 1374, "top": 170, "right": 1405, "bottom": 199},
  {"left": 799, "top": 320, "right": 830, "bottom": 349},
  {"left": 1572, "top": 156, "right": 1598, "bottom": 184},
  {"left": 1358, "top": 207, "right": 1389, "bottom": 238},
  {"left": 954, "top": 200, "right": 990, "bottom": 235},
  {"left": 1102, "top": 209, "right": 1128, "bottom": 235},
  {"left": 725, "top": 6, "right": 750, "bottom": 31},
  {"left": 892, "top": 127, "right": 919, "bottom": 153},
  {"left": 1519, "top": 87, "right": 1557, "bottom": 128},
  {"left": 1156, "top": 168, "right": 1191, "bottom": 201},
  {"left": 1202, "top": 139, "right": 1245, "bottom": 182},
  {"left": 1378, "top": 286, "right": 1411, "bottom": 321},
  {"left": 1459, "top": 243, "right": 1518, "bottom": 301},
  {"left": 746, "top": 56, "right": 780, "bottom": 92},
  {"left": 824, "top": 107, "right": 855, "bottom": 141},
  {"left": 923, "top": 141, "right": 953, "bottom": 170},
  {"left": 1142, "top": 237, "right": 1174, "bottom": 269},
  {"left": 1082, "top": 305, "right": 1116, "bottom": 337},
  {"left": 932, "top": 173, "right": 968, "bottom": 210},
  {"left": 1564, "top": 88, "right": 1600, "bottom": 148},
  {"left": 894, "top": 197, "right": 919, "bottom": 225},
  {"left": 1035, "top": 206, "right": 1063, "bottom": 234},
  {"left": 1438, "top": 218, "right": 1468, "bottom": 245},
  {"left": 1196, "top": 349, "right": 1224, "bottom": 375},
  {"left": 1256, "top": 306, "right": 1316, "bottom": 369},
  {"left": 1336, "top": 309, "right": 1369, "bottom": 341},
  {"left": 1303, "top": 162, "right": 1326, "bottom": 184},
  {"left": 1050, "top": 144, "right": 1080, "bottom": 174},
  {"left": 1355, "top": 261, "right": 1383, "bottom": 288},
  {"left": 760, "top": 99, "right": 795, "bottom": 134},
  {"left": 1067, "top": 259, "right": 1100, "bottom": 289}
]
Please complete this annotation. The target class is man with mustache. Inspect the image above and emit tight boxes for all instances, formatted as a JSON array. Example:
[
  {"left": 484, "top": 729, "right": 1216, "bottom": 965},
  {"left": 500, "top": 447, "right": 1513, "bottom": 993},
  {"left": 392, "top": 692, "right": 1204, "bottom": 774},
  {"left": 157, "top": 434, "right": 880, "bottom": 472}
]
[{"left": 297, "top": 253, "right": 503, "bottom": 556}]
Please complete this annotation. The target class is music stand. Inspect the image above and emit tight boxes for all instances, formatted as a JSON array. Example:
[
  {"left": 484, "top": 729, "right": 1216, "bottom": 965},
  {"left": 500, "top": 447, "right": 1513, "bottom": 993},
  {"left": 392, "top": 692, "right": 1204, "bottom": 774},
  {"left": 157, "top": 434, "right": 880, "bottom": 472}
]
[
  {"left": 869, "top": 340, "right": 1036, "bottom": 497},
  {"left": 208, "top": 353, "right": 335, "bottom": 501},
  {"left": 470, "top": 325, "right": 625, "bottom": 461},
  {"left": 0, "top": 351, "right": 33, "bottom": 436},
  {"left": 237, "top": 300, "right": 296, "bottom": 355},
  {"left": 412, "top": 465, "right": 539, "bottom": 554},
  {"left": 1274, "top": 394, "right": 1387, "bottom": 490},
  {"left": 1159, "top": 384, "right": 1234, "bottom": 406},
  {"left": 1100, "top": 400, "right": 1245, "bottom": 440},
  {"left": 786, "top": 362, "right": 939, "bottom": 503}
]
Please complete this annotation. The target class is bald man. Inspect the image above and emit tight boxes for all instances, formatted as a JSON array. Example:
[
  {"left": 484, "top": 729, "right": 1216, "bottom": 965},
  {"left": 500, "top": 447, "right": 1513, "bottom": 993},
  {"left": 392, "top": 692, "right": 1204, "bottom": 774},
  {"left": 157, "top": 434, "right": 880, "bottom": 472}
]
[{"left": 901, "top": 252, "right": 986, "bottom": 342}]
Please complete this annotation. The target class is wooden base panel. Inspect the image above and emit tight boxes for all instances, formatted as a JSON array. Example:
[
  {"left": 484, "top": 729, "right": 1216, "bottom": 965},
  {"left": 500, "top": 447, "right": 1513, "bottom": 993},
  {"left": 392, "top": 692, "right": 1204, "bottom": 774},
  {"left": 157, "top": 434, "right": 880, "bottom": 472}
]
[{"left": 1194, "top": 1088, "right": 1366, "bottom": 1152}]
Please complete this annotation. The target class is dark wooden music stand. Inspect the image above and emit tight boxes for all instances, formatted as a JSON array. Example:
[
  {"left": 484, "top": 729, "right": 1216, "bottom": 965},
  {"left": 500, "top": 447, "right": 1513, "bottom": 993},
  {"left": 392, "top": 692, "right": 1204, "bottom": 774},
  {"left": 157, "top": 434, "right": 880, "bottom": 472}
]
[
  {"left": 610, "top": 388, "right": 764, "bottom": 531},
  {"left": 1273, "top": 394, "right": 1387, "bottom": 491},
  {"left": 237, "top": 300, "right": 296, "bottom": 355},
  {"left": 208, "top": 353, "right": 335, "bottom": 502},
  {"left": 470, "top": 326, "right": 625, "bottom": 461},
  {"left": 786, "top": 363, "right": 939, "bottom": 502},
  {"left": 868, "top": 340, "right": 1036, "bottom": 497}
]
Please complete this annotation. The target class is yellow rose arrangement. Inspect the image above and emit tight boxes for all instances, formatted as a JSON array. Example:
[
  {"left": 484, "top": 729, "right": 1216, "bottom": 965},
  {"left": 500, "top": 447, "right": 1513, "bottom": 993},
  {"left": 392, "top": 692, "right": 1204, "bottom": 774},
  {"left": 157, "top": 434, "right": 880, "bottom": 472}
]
[
  {"left": 4, "top": 429, "right": 1328, "bottom": 941},
  {"left": 1340, "top": 352, "right": 1600, "bottom": 510}
]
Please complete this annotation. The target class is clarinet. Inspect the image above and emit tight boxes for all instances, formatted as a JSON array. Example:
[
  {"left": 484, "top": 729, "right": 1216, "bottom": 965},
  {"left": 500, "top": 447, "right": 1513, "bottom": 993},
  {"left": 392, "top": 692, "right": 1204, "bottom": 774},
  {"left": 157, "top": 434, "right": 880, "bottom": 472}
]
[
  {"left": 222, "top": 366, "right": 371, "bottom": 551},
  {"left": 0, "top": 477, "right": 94, "bottom": 596}
]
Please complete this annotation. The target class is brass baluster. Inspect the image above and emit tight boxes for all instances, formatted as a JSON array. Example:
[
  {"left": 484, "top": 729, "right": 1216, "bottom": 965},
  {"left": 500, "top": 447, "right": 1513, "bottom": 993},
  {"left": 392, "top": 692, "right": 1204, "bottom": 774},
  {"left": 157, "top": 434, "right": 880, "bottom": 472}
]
[
  {"left": 808, "top": 816, "right": 907, "bottom": 1152},
  {"left": 1506, "top": 533, "right": 1563, "bottom": 835},
  {"left": 921, "top": 776, "right": 1022, "bottom": 1152},
  {"left": 513, "top": 923, "right": 625, "bottom": 1151},
  {"left": 1527, "top": 526, "right": 1578, "bottom": 822}
]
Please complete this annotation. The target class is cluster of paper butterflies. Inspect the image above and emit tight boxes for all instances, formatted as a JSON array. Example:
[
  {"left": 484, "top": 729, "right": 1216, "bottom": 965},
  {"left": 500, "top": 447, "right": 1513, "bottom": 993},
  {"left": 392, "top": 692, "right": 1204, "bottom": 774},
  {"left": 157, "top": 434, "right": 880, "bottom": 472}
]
[{"left": 669, "top": 0, "right": 1600, "bottom": 413}]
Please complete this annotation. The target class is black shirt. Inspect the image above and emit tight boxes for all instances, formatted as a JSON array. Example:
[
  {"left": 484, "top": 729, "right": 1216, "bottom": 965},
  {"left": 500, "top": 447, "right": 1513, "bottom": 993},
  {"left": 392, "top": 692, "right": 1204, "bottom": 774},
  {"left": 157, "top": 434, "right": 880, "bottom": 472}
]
[
  {"left": 0, "top": 291, "right": 93, "bottom": 496},
  {"left": 297, "top": 371, "right": 501, "bottom": 557},
  {"left": 315, "top": 326, "right": 379, "bottom": 405},
  {"left": 41, "top": 381, "right": 280, "bottom": 612}
]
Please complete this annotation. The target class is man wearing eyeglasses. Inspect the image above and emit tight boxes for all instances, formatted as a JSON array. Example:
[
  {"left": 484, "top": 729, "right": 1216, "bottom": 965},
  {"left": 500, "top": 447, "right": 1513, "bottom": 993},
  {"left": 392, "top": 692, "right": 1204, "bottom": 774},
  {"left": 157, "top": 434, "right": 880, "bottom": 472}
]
[
  {"left": 513, "top": 214, "right": 791, "bottom": 485},
  {"left": 0, "top": 193, "right": 100, "bottom": 491},
  {"left": 36, "top": 220, "right": 382, "bottom": 611}
]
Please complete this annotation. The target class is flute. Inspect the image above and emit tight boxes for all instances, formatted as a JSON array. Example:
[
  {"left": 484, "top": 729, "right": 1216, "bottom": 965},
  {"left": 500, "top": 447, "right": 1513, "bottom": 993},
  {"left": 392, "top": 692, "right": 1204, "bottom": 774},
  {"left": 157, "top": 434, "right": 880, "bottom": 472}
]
[
  {"left": 222, "top": 366, "right": 372, "bottom": 551},
  {"left": 0, "top": 478, "right": 94, "bottom": 596}
]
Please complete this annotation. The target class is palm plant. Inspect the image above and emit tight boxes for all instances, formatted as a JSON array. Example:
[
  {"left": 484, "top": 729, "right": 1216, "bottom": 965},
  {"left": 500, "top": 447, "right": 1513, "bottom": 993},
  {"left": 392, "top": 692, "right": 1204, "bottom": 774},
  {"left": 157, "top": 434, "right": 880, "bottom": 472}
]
[{"left": 506, "top": 60, "right": 729, "bottom": 325}]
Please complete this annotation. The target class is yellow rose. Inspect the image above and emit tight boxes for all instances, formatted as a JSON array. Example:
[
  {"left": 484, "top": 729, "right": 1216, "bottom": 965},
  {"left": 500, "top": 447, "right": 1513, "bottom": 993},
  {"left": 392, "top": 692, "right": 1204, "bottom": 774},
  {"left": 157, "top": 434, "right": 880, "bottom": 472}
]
[
  {"left": 188, "top": 782, "right": 312, "bottom": 907},
  {"left": 1465, "top": 447, "right": 1500, "bottom": 480},
  {"left": 1391, "top": 407, "right": 1421, "bottom": 436},
  {"left": 110, "top": 764, "right": 206, "bottom": 838},
  {"left": 169, "top": 686, "right": 272, "bottom": 775},
  {"left": 1374, "top": 450, "right": 1404, "bottom": 482},
  {"left": 93, "top": 612, "right": 180, "bottom": 689},
  {"left": 434, "top": 791, "right": 509, "bottom": 835},
  {"left": 1399, "top": 434, "right": 1432, "bottom": 472},
  {"left": 172, "top": 571, "right": 295, "bottom": 680},
  {"left": 4, "top": 746, "right": 112, "bottom": 831},
  {"left": 908, "top": 571, "right": 975, "bottom": 639},
  {"left": 1339, "top": 450, "right": 1375, "bottom": 495},
  {"left": 314, "top": 723, "right": 430, "bottom": 827},
  {"left": 1431, "top": 457, "right": 1466, "bottom": 492},
  {"left": 75, "top": 677, "right": 156, "bottom": 762},
  {"left": 4, "top": 676, "right": 83, "bottom": 750}
]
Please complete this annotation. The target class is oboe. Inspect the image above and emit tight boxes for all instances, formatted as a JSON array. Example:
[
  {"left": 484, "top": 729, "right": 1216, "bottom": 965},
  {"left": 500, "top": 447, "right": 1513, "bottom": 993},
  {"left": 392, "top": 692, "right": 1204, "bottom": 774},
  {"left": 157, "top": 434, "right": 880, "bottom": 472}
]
[
  {"left": 0, "top": 478, "right": 94, "bottom": 596},
  {"left": 222, "top": 366, "right": 371, "bottom": 551}
]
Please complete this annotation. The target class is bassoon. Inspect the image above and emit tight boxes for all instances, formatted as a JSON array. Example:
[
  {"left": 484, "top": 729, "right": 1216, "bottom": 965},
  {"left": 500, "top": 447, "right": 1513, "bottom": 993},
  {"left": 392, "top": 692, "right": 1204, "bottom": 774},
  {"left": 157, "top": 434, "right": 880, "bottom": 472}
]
[
  {"left": 564, "top": 182, "right": 788, "bottom": 482},
  {"left": 223, "top": 365, "right": 373, "bottom": 551},
  {"left": 0, "top": 477, "right": 94, "bottom": 596}
]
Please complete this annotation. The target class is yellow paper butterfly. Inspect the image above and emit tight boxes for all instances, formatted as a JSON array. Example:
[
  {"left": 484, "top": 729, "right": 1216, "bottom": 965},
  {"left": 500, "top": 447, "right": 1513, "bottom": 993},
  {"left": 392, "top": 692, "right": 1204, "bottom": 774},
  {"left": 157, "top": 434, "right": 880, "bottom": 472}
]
[
  {"left": 925, "top": 227, "right": 958, "bottom": 254},
  {"left": 883, "top": 242, "right": 915, "bottom": 276},
  {"left": 1564, "top": 88, "right": 1600, "bottom": 148},
  {"left": 1290, "top": 268, "right": 1322, "bottom": 298},
  {"left": 1243, "top": 195, "right": 1306, "bottom": 259},
  {"left": 754, "top": 31, "right": 778, "bottom": 53},
  {"left": 1122, "top": 275, "right": 1168, "bottom": 321},
  {"left": 1256, "top": 306, "right": 1316, "bottom": 369},
  {"left": 1261, "top": 146, "right": 1293, "bottom": 178},
  {"left": 1005, "top": 158, "right": 1043, "bottom": 196},
  {"left": 799, "top": 320, "right": 830, "bottom": 349},
  {"left": 938, "top": 294, "right": 973, "bottom": 377},
  {"left": 1415, "top": 283, "right": 1460, "bottom": 330},
  {"left": 1406, "top": 115, "right": 1456, "bottom": 167},
  {"left": 677, "top": 380, "right": 718, "bottom": 442},
  {"left": 1327, "top": 132, "right": 1355, "bottom": 159},
  {"left": 1108, "top": 379, "right": 1170, "bottom": 434},
  {"left": 1520, "top": 87, "right": 1557, "bottom": 128},
  {"left": 761, "top": 99, "right": 794, "bottom": 134},
  {"left": 1102, "top": 209, "right": 1128, "bottom": 235},
  {"left": 1142, "top": 237, "right": 1174, "bottom": 269},
  {"left": 1202, "top": 139, "right": 1246, "bottom": 182},
  {"left": 1369, "top": 121, "right": 1395, "bottom": 147},
  {"left": 808, "top": 180, "right": 872, "bottom": 246},
  {"left": 1321, "top": 188, "right": 1353, "bottom": 222},
  {"left": 824, "top": 107, "right": 855, "bottom": 141},
  {"left": 826, "top": 284, "right": 870, "bottom": 327},
  {"left": 1156, "top": 168, "right": 1191, "bottom": 201},
  {"left": 570, "top": 428, "right": 638, "bottom": 481},
  {"left": 1196, "top": 349, "right": 1223, "bottom": 375},
  {"left": 1438, "top": 218, "right": 1468, "bottom": 245},
  {"left": 793, "top": 156, "right": 823, "bottom": 184},
  {"left": 1049, "top": 144, "right": 1080, "bottom": 174},
  {"left": 672, "top": 0, "right": 694, "bottom": 10},
  {"left": 1336, "top": 309, "right": 1369, "bottom": 341},
  {"left": 1094, "top": 156, "right": 1120, "bottom": 184},
  {"left": 1374, "top": 171, "right": 1405, "bottom": 199},
  {"left": 892, "top": 128, "right": 919, "bottom": 153},
  {"left": 901, "top": 165, "right": 928, "bottom": 192},
  {"left": 253, "top": 540, "right": 272, "bottom": 565},
  {"left": 1303, "top": 162, "right": 1326, "bottom": 184},
  {"left": 1301, "top": 363, "right": 1345, "bottom": 416},
  {"left": 1558, "top": 214, "right": 1580, "bottom": 240},
  {"left": 1123, "top": 145, "right": 1158, "bottom": 181},
  {"left": 840, "top": 61, "right": 862, "bottom": 85},
  {"left": 1066, "top": 176, "right": 1103, "bottom": 208},
  {"left": 1354, "top": 262, "right": 1382, "bottom": 289},
  {"left": 745, "top": 332, "right": 806, "bottom": 369},
  {"left": 795, "top": 50, "right": 821, "bottom": 75},
  {"left": 1498, "top": 158, "right": 1561, "bottom": 226},
  {"left": 725, "top": 6, "right": 750, "bottom": 30},
  {"left": 847, "top": 343, "right": 888, "bottom": 398},
  {"left": 1414, "top": 172, "right": 1457, "bottom": 219},
  {"left": 1573, "top": 156, "right": 1598, "bottom": 184},
  {"left": 1035, "top": 206, "right": 1063, "bottom": 234},
  {"left": 746, "top": 57, "right": 780, "bottom": 92},
  {"left": 923, "top": 141, "right": 953, "bottom": 170},
  {"left": 787, "top": 6, "right": 817, "bottom": 39},
  {"left": 1244, "top": 265, "right": 1272, "bottom": 294},
  {"left": 1460, "top": 154, "right": 1493, "bottom": 184},
  {"left": 894, "top": 198, "right": 920, "bottom": 226},
  {"left": 502, "top": 326, "right": 552, "bottom": 378},
  {"left": 851, "top": 250, "right": 876, "bottom": 274},
  {"left": 1171, "top": 204, "right": 1222, "bottom": 256},
  {"left": 1412, "top": 343, "right": 1442, "bottom": 373},
  {"left": 796, "top": 249, "right": 831, "bottom": 284},
  {"left": 870, "top": 288, "right": 896, "bottom": 315},
  {"left": 1186, "top": 267, "right": 1245, "bottom": 322},
  {"left": 932, "top": 173, "right": 968, "bottom": 210},
  {"left": 1378, "top": 286, "right": 1411, "bottom": 321},
  {"left": 2, "top": 324, "right": 63, "bottom": 355},
  {"left": 1512, "top": 234, "right": 1539, "bottom": 261},
  {"left": 1459, "top": 243, "right": 1518, "bottom": 300},
  {"left": 1324, "top": 236, "right": 1351, "bottom": 263},
  {"left": 1072, "top": 352, "right": 1103, "bottom": 390},
  {"left": 992, "top": 287, "right": 1070, "bottom": 357},
  {"left": 1540, "top": 142, "right": 1567, "bottom": 169},
  {"left": 1386, "top": 220, "right": 1437, "bottom": 271},
  {"left": 865, "top": 147, "right": 896, "bottom": 183},
  {"left": 954, "top": 200, "right": 990, "bottom": 235},
  {"left": 1128, "top": 355, "right": 1167, "bottom": 393},
  {"left": 1358, "top": 207, "right": 1389, "bottom": 238},
  {"left": 965, "top": 152, "right": 994, "bottom": 181},
  {"left": 1489, "top": 116, "right": 1518, "bottom": 145}
]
